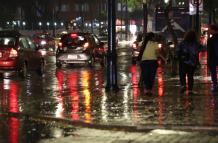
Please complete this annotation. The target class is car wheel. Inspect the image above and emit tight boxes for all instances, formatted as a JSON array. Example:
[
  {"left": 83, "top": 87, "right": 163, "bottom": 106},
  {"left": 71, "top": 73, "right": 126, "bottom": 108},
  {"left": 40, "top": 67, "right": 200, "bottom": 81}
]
[
  {"left": 38, "top": 60, "right": 45, "bottom": 76},
  {"left": 19, "top": 62, "right": 27, "bottom": 78}
]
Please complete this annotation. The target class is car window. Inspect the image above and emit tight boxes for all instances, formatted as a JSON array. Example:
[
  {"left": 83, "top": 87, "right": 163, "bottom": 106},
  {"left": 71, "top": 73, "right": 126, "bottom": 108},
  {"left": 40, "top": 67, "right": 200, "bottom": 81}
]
[
  {"left": 62, "top": 34, "right": 86, "bottom": 46},
  {"left": 19, "top": 37, "right": 29, "bottom": 49},
  {"left": 26, "top": 38, "right": 36, "bottom": 50},
  {"left": 0, "top": 37, "right": 16, "bottom": 47}
]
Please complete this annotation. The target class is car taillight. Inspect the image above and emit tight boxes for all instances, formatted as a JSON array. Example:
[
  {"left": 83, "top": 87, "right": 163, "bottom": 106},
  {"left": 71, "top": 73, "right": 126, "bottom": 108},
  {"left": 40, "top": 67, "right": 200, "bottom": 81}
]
[
  {"left": 9, "top": 48, "right": 18, "bottom": 58},
  {"left": 70, "top": 33, "right": 78, "bottom": 38}
]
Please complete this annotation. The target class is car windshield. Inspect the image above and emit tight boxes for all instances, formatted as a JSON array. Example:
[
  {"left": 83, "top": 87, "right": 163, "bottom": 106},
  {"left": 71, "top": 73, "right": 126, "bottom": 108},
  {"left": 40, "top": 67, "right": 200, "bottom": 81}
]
[
  {"left": 0, "top": 37, "right": 16, "bottom": 47},
  {"left": 62, "top": 34, "right": 87, "bottom": 46}
]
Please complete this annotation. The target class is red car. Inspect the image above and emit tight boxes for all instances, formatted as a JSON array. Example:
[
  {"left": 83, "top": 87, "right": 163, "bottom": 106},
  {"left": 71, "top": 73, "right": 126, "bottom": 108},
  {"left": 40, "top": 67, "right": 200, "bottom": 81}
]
[{"left": 0, "top": 30, "right": 46, "bottom": 78}]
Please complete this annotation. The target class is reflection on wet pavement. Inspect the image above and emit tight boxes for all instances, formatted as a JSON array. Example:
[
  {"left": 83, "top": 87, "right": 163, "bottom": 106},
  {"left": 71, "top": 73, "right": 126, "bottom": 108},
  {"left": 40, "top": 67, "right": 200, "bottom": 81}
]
[{"left": 0, "top": 50, "right": 218, "bottom": 142}]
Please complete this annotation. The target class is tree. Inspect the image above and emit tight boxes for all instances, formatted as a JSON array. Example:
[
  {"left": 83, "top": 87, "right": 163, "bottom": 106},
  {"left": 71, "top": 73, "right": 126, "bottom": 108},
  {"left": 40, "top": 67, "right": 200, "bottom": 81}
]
[{"left": 204, "top": 0, "right": 218, "bottom": 24}]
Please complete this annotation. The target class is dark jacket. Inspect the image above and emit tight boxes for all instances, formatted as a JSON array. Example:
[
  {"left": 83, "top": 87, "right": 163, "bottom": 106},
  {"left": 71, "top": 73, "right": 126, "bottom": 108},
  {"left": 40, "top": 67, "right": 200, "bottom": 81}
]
[
  {"left": 207, "top": 33, "right": 218, "bottom": 65},
  {"left": 177, "top": 41, "right": 200, "bottom": 67}
]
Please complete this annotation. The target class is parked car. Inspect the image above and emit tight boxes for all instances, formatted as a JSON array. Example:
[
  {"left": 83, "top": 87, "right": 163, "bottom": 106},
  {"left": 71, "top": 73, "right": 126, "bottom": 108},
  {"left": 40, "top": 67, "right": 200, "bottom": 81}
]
[
  {"left": 0, "top": 30, "right": 46, "bottom": 77},
  {"left": 32, "top": 32, "right": 55, "bottom": 52},
  {"left": 56, "top": 32, "right": 106, "bottom": 67}
]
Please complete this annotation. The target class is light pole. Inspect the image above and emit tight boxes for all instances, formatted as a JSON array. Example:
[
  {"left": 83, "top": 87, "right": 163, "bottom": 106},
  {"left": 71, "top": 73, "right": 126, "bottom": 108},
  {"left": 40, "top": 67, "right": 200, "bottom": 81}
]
[
  {"left": 106, "top": 0, "right": 118, "bottom": 91},
  {"left": 195, "top": 0, "right": 200, "bottom": 34},
  {"left": 143, "top": 0, "right": 148, "bottom": 33},
  {"left": 54, "top": 22, "right": 57, "bottom": 36}
]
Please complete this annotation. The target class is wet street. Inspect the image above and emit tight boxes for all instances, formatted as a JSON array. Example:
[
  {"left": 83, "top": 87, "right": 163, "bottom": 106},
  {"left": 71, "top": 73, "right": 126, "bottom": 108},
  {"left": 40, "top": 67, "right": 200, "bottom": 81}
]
[{"left": 1, "top": 46, "right": 218, "bottom": 143}]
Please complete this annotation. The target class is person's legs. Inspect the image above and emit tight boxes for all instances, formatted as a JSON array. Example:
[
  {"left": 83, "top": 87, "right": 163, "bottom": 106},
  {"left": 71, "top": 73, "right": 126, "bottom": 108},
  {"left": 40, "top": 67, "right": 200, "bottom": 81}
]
[
  {"left": 209, "top": 64, "right": 217, "bottom": 91},
  {"left": 179, "top": 62, "right": 187, "bottom": 92},
  {"left": 140, "top": 61, "right": 149, "bottom": 89},
  {"left": 187, "top": 66, "right": 195, "bottom": 92},
  {"left": 148, "top": 60, "right": 158, "bottom": 90}
]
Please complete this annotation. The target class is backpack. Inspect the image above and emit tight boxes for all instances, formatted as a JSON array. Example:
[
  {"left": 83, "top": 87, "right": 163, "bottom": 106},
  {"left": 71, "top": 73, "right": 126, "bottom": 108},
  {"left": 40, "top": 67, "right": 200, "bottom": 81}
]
[{"left": 178, "top": 42, "right": 199, "bottom": 67}]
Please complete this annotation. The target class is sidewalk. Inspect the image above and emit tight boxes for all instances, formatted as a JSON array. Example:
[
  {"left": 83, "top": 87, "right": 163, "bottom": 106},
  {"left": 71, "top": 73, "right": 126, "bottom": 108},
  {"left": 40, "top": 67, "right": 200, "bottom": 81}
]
[
  {"left": 38, "top": 127, "right": 218, "bottom": 143},
  {"left": 32, "top": 51, "right": 218, "bottom": 143}
]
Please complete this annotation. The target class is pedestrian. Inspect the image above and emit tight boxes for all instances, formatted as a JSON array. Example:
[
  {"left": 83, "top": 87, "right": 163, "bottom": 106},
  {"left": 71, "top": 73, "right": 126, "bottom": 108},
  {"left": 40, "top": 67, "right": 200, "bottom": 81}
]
[
  {"left": 177, "top": 30, "right": 201, "bottom": 94},
  {"left": 207, "top": 24, "right": 218, "bottom": 92},
  {"left": 138, "top": 32, "right": 165, "bottom": 95}
]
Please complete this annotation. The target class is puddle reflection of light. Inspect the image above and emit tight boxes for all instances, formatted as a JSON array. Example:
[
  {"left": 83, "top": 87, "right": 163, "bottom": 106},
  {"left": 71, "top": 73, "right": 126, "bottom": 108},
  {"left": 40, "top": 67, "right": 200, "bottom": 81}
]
[
  {"left": 71, "top": 91, "right": 79, "bottom": 121},
  {"left": 83, "top": 89, "right": 91, "bottom": 123},
  {"left": 157, "top": 97, "right": 164, "bottom": 125},
  {"left": 123, "top": 87, "right": 129, "bottom": 119},
  {"left": 7, "top": 80, "right": 20, "bottom": 143},
  {"left": 55, "top": 96, "right": 64, "bottom": 118},
  {"left": 157, "top": 67, "right": 164, "bottom": 96},
  {"left": 81, "top": 71, "right": 92, "bottom": 123},
  {"left": 56, "top": 70, "right": 64, "bottom": 91},
  {"left": 68, "top": 73, "right": 80, "bottom": 121},
  {"left": 130, "top": 65, "right": 140, "bottom": 122},
  {"left": 8, "top": 81, "right": 19, "bottom": 113},
  {"left": 81, "top": 71, "right": 90, "bottom": 87},
  {"left": 132, "top": 87, "right": 139, "bottom": 122},
  {"left": 9, "top": 117, "right": 20, "bottom": 143},
  {"left": 101, "top": 92, "right": 108, "bottom": 122},
  {"left": 56, "top": 70, "right": 65, "bottom": 118},
  {"left": 199, "top": 52, "right": 210, "bottom": 95},
  {"left": 130, "top": 65, "right": 139, "bottom": 85}
]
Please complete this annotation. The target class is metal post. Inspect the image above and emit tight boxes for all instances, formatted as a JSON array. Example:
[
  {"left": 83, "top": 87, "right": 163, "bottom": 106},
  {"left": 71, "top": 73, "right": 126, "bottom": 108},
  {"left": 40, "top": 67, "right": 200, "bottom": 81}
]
[
  {"left": 143, "top": 0, "right": 147, "bottom": 33},
  {"left": 195, "top": 0, "right": 200, "bottom": 34},
  {"left": 125, "top": 0, "right": 128, "bottom": 40},
  {"left": 106, "top": 0, "right": 119, "bottom": 91}
]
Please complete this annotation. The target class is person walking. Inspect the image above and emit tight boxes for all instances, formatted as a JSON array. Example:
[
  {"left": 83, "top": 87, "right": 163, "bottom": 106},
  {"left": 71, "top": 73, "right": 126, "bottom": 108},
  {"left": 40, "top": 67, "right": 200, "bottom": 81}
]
[
  {"left": 177, "top": 30, "right": 201, "bottom": 94},
  {"left": 207, "top": 24, "right": 218, "bottom": 92},
  {"left": 138, "top": 32, "right": 165, "bottom": 95}
]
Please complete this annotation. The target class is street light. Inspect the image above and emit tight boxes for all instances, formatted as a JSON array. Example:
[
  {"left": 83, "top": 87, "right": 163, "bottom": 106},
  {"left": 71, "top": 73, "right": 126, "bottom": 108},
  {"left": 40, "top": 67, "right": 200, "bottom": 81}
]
[
  {"left": 39, "top": 22, "right": 42, "bottom": 30},
  {"left": 194, "top": 0, "right": 200, "bottom": 34},
  {"left": 60, "top": 22, "right": 64, "bottom": 27},
  {"left": 164, "top": 0, "right": 169, "bottom": 3},
  {"left": 54, "top": 22, "right": 57, "bottom": 36},
  {"left": 46, "top": 22, "right": 50, "bottom": 30},
  {"left": 22, "top": 22, "right": 26, "bottom": 30}
]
